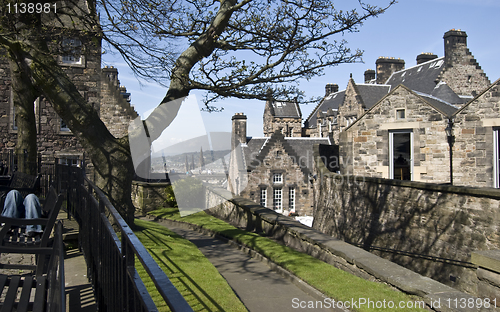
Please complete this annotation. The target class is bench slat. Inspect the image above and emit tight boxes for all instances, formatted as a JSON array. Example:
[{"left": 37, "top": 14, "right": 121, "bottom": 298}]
[
  {"left": 33, "top": 275, "right": 47, "bottom": 312},
  {"left": 17, "top": 275, "right": 34, "bottom": 312},
  {"left": 3, "top": 275, "right": 21, "bottom": 311}
]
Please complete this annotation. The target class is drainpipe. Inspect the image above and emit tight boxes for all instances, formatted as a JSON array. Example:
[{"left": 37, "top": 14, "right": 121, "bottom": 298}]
[{"left": 445, "top": 118, "right": 455, "bottom": 185}]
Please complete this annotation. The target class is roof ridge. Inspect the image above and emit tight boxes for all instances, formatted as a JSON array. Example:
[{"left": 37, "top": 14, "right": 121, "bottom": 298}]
[
  {"left": 413, "top": 91, "right": 459, "bottom": 109},
  {"left": 391, "top": 56, "right": 445, "bottom": 75}
]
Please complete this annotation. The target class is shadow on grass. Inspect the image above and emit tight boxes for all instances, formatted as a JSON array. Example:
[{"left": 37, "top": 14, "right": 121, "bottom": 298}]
[{"left": 134, "top": 219, "right": 246, "bottom": 312}]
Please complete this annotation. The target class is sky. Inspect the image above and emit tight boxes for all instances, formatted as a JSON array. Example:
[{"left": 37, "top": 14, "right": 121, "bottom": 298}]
[{"left": 102, "top": 0, "right": 500, "bottom": 143}]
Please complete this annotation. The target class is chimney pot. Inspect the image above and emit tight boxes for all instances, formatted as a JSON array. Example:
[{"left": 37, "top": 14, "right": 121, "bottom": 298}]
[
  {"left": 364, "top": 69, "right": 376, "bottom": 83},
  {"left": 416, "top": 52, "right": 438, "bottom": 65},
  {"left": 375, "top": 57, "right": 405, "bottom": 84},
  {"left": 325, "top": 83, "right": 339, "bottom": 96}
]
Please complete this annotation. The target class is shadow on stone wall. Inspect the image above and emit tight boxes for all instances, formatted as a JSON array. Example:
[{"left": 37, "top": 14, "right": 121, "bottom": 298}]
[{"left": 313, "top": 149, "right": 500, "bottom": 295}]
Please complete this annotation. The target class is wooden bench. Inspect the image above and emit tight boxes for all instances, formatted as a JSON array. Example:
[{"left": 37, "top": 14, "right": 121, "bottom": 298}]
[
  {"left": 0, "top": 221, "right": 65, "bottom": 312},
  {"left": 0, "top": 172, "right": 40, "bottom": 208},
  {"left": 0, "top": 187, "right": 63, "bottom": 272}
]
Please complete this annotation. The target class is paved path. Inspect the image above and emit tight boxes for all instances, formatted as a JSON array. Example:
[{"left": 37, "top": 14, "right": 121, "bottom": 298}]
[{"left": 156, "top": 219, "right": 343, "bottom": 312}]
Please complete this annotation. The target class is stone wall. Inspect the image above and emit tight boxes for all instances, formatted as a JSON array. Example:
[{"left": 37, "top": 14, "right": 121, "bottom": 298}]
[
  {"left": 313, "top": 145, "right": 500, "bottom": 295},
  {"left": 340, "top": 85, "right": 451, "bottom": 183},
  {"left": 0, "top": 54, "right": 15, "bottom": 150},
  {"left": 440, "top": 29, "right": 490, "bottom": 97},
  {"left": 131, "top": 181, "right": 171, "bottom": 214},
  {"left": 0, "top": 31, "right": 101, "bottom": 163},
  {"left": 452, "top": 79, "right": 500, "bottom": 188},
  {"left": 203, "top": 184, "right": 481, "bottom": 309},
  {"left": 100, "top": 67, "right": 139, "bottom": 138},
  {"left": 338, "top": 78, "right": 365, "bottom": 130}
]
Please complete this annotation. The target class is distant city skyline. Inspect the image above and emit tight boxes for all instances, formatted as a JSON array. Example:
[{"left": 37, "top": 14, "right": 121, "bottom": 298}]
[{"left": 103, "top": 0, "right": 500, "bottom": 140}]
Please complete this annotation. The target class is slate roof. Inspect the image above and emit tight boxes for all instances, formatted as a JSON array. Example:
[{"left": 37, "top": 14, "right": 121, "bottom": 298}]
[
  {"left": 284, "top": 137, "right": 331, "bottom": 170},
  {"left": 430, "top": 82, "right": 466, "bottom": 105},
  {"left": 413, "top": 91, "right": 459, "bottom": 117},
  {"left": 306, "top": 84, "right": 390, "bottom": 128},
  {"left": 306, "top": 90, "right": 345, "bottom": 128},
  {"left": 386, "top": 57, "right": 446, "bottom": 95},
  {"left": 355, "top": 84, "right": 391, "bottom": 109},
  {"left": 243, "top": 135, "right": 330, "bottom": 172},
  {"left": 270, "top": 101, "right": 301, "bottom": 118}
]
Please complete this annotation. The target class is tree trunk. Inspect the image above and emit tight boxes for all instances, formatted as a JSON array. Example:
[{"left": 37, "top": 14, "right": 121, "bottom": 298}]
[
  {"left": 27, "top": 40, "right": 137, "bottom": 224},
  {"left": 8, "top": 48, "right": 38, "bottom": 175}
]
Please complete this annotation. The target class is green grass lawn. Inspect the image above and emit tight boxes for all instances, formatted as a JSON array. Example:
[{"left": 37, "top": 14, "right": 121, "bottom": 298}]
[
  {"left": 149, "top": 207, "right": 428, "bottom": 312},
  {"left": 133, "top": 218, "right": 248, "bottom": 312}
]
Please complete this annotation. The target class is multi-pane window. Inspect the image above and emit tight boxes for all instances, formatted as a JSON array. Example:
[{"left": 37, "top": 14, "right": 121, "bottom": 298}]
[
  {"left": 273, "top": 188, "right": 282, "bottom": 212},
  {"left": 289, "top": 187, "right": 295, "bottom": 212},
  {"left": 62, "top": 38, "right": 82, "bottom": 64},
  {"left": 260, "top": 188, "right": 267, "bottom": 207},
  {"left": 272, "top": 173, "right": 283, "bottom": 184}
]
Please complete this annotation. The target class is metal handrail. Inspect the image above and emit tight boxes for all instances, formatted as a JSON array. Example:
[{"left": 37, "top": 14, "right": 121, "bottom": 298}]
[{"left": 57, "top": 164, "right": 193, "bottom": 312}]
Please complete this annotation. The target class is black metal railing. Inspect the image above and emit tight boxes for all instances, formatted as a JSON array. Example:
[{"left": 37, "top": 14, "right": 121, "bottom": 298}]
[{"left": 56, "top": 164, "right": 193, "bottom": 312}]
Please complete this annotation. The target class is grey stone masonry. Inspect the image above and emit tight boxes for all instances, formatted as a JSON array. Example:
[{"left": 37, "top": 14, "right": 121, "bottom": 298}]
[
  {"left": 339, "top": 84, "right": 452, "bottom": 183},
  {"left": 440, "top": 29, "right": 490, "bottom": 97},
  {"left": 471, "top": 250, "right": 500, "bottom": 302},
  {"left": 314, "top": 143, "right": 500, "bottom": 297},
  {"left": 203, "top": 183, "right": 488, "bottom": 311},
  {"left": 452, "top": 78, "right": 500, "bottom": 188},
  {"left": 100, "top": 66, "right": 139, "bottom": 138}
]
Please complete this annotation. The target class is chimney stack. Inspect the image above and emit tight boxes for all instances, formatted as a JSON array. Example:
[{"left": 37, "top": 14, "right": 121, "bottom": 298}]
[
  {"left": 444, "top": 29, "right": 467, "bottom": 64},
  {"left": 325, "top": 83, "right": 339, "bottom": 96},
  {"left": 231, "top": 113, "right": 247, "bottom": 150},
  {"left": 376, "top": 57, "right": 405, "bottom": 84},
  {"left": 364, "top": 69, "right": 376, "bottom": 83},
  {"left": 416, "top": 52, "right": 438, "bottom": 65}
]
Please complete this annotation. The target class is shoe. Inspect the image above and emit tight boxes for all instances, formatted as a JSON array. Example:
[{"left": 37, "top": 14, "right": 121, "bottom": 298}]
[{"left": 27, "top": 231, "right": 43, "bottom": 238}]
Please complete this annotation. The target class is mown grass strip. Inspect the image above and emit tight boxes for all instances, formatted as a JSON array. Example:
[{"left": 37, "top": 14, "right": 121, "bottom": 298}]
[
  {"left": 133, "top": 218, "right": 248, "bottom": 312},
  {"left": 149, "top": 207, "right": 428, "bottom": 312}
]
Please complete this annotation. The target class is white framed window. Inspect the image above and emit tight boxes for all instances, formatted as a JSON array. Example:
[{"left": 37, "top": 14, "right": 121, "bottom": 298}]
[
  {"left": 260, "top": 188, "right": 267, "bottom": 207},
  {"left": 272, "top": 173, "right": 283, "bottom": 184},
  {"left": 389, "top": 130, "right": 414, "bottom": 181},
  {"left": 57, "top": 156, "right": 81, "bottom": 167},
  {"left": 288, "top": 187, "right": 295, "bottom": 212},
  {"left": 273, "top": 188, "right": 282, "bottom": 213},
  {"left": 396, "top": 109, "right": 406, "bottom": 120}
]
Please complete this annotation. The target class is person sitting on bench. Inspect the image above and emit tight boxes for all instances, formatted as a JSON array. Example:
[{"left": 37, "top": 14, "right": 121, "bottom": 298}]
[{"left": 1, "top": 190, "right": 43, "bottom": 236}]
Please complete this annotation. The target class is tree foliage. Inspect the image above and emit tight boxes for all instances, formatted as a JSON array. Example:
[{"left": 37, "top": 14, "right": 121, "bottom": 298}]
[
  {"left": 100, "top": 0, "right": 395, "bottom": 107},
  {"left": 0, "top": 0, "right": 395, "bottom": 222}
]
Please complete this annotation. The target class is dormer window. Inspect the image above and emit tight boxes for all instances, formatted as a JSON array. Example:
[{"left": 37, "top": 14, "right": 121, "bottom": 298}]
[
  {"left": 396, "top": 109, "right": 405, "bottom": 120},
  {"left": 273, "top": 173, "right": 283, "bottom": 184}
]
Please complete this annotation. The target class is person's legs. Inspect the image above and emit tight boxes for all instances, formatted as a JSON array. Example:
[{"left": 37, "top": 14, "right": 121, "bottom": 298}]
[
  {"left": 1, "top": 190, "right": 24, "bottom": 218},
  {"left": 23, "top": 194, "right": 43, "bottom": 234}
]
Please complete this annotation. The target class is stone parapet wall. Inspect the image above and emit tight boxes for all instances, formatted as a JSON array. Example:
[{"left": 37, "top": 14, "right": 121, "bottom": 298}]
[
  {"left": 313, "top": 144, "right": 500, "bottom": 296},
  {"left": 100, "top": 67, "right": 139, "bottom": 138},
  {"left": 471, "top": 250, "right": 500, "bottom": 302},
  {"left": 203, "top": 184, "right": 482, "bottom": 310},
  {"left": 131, "top": 181, "right": 171, "bottom": 214}
]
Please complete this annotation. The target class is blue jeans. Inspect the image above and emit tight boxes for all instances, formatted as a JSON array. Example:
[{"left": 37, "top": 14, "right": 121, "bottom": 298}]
[{"left": 2, "top": 190, "right": 43, "bottom": 234}]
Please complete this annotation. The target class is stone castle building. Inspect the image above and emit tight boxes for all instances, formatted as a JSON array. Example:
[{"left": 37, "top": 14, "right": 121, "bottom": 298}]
[
  {"left": 232, "top": 29, "right": 500, "bottom": 216},
  {"left": 229, "top": 102, "right": 329, "bottom": 216},
  {"left": 0, "top": 0, "right": 138, "bottom": 170},
  {"left": 304, "top": 29, "right": 498, "bottom": 187}
]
